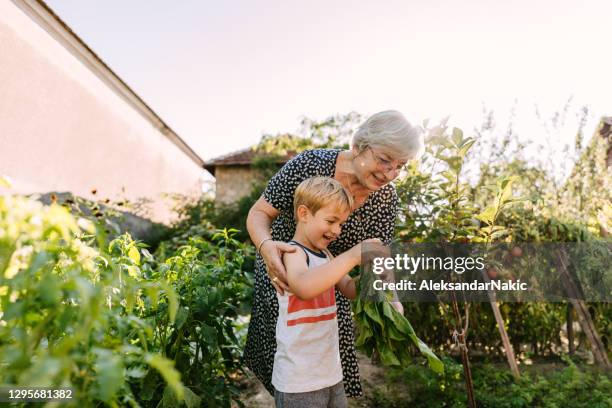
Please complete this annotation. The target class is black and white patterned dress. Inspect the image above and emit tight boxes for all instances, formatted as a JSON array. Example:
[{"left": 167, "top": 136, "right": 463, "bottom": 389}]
[{"left": 243, "top": 148, "right": 398, "bottom": 398}]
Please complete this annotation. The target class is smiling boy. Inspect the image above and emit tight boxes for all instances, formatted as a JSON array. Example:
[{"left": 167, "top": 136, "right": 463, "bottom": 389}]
[{"left": 272, "top": 176, "right": 379, "bottom": 408}]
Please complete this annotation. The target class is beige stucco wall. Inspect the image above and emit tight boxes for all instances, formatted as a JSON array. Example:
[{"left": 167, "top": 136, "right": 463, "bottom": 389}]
[
  {"left": 215, "top": 166, "right": 264, "bottom": 206},
  {"left": 0, "top": 1, "right": 204, "bottom": 224}
]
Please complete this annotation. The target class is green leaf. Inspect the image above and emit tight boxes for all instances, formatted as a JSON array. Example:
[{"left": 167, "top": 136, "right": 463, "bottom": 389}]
[
  {"left": 200, "top": 323, "right": 218, "bottom": 347},
  {"left": 383, "top": 303, "right": 415, "bottom": 337},
  {"left": 140, "top": 370, "right": 158, "bottom": 401},
  {"left": 175, "top": 307, "right": 189, "bottom": 330},
  {"left": 441, "top": 170, "right": 456, "bottom": 183},
  {"left": 353, "top": 297, "right": 363, "bottom": 315},
  {"left": 146, "top": 285, "right": 160, "bottom": 309},
  {"left": 146, "top": 354, "right": 184, "bottom": 401},
  {"left": 127, "top": 265, "right": 140, "bottom": 278},
  {"left": 161, "top": 385, "right": 179, "bottom": 407},
  {"left": 381, "top": 301, "right": 396, "bottom": 322},
  {"left": 381, "top": 301, "right": 443, "bottom": 372},
  {"left": 141, "top": 248, "right": 154, "bottom": 261},
  {"left": 128, "top": 246, "right": 141, "bottom": 265},
  {"left": 364, "top": 302, "right": 384, "bottom": 329},
  {"left": 475, "top": 206, "right": 496, "bottom": 225},
  {"left": 38, "top": 274, "right": 62, "bottom": 307},
  {"left": 94, "top": 349, "right": 124, "bottom": 402},
  {"left": 161, "top": 282, "right": 178, "bottom": 324},
  {"left": 183, "top": 386, "right": 202, "bottom": 408},
  {"left": 355, "top": 325, "right": 373, "bottom": 347},
  {"left": 410, "top": 335, "right": 445, "bottom": 374},
  {"left": 452, "top": 127, "right": 463, "bottom": 145},
  {"left": 386, "top": 322, "right": 406, "bottom": 341},
  {"left": 458, "top": 138, "right": 476, "bottom": 158},
  {"left": 378, "top": 342, "right": 401, "bottom": 366}
]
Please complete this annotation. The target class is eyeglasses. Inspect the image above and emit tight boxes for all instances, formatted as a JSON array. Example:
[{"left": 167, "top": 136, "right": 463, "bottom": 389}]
[{"left": 367, "top": 146, "right": 408, "bottom": 174}]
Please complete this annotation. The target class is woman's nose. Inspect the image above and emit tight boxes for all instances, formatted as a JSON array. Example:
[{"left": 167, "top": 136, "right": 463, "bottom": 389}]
[{"left": 383, "top": 168, "right": 398, "bottom": 180}]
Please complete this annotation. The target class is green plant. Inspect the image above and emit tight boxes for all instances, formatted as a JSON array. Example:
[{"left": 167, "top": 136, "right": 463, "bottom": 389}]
[
  {"left": 353, "top": 296, "right": 444, "bottom": 374},
  {"left": 0, "top": 195, "right": 182, "bottom": 406},
  {"left": 0, "top": 194, "right": 254, "bottom": 407},
  {"left": 372, "top": 358, "right": 612, "bottom": 407},
  {"left": 148, "top": 228, "right": 254, "bottom": 407}
]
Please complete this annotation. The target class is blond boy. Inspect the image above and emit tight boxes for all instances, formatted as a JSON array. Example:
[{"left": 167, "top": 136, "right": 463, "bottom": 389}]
[{"left": 272, "top": 176, "right": 379, "bottom": 408}]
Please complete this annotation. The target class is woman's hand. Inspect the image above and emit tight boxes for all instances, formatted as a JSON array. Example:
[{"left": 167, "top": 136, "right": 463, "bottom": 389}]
[
  {"left": 246, "top": 197, "right": 295, "bottom": 294},
  {"left": 390, "top": 301, "right": 404, "bottom": 315},
  {"left": 260, "top": 240, "right": 297, "bottom": 295}
]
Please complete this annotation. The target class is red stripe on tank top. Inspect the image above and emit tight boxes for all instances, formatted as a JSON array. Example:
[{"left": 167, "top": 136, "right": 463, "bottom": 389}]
[
  {"left": 287, "top": 286, "right": 336, "bottom": 313},
  {"left": 286, "top": 312, "right": 337, "bottom": 326}
]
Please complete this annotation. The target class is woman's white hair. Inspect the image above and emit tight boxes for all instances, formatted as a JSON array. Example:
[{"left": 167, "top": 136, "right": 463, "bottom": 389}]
[{"left": 352, "top": 110, "right": 424, "bottom": 160}]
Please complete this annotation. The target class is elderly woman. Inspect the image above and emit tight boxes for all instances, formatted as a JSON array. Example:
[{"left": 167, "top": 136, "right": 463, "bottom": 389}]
[{"left": 244, "top": 110, "right": 424, "bottom": 397}]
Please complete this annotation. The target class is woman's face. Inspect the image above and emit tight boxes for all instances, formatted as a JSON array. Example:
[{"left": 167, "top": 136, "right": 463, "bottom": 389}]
[{"left": 354, "top": 146, "right": 407, "bottom": 191}]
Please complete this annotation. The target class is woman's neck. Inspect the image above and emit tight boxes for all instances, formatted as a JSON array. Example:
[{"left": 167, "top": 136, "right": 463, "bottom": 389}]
[{"left": 335, "top": 151, "right": 373, "bottom": 198}]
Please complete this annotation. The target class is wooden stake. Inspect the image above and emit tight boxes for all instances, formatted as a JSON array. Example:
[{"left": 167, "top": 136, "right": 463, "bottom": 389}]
[
  {"left": 482, "top": 269, "right": 521, "bottom": 378},
  {"left": 450, "top": 292, "right": 477, "bottom": 408},
  {"left": 489, "top": 298, "right": 521, "bottom": 378},
  {"left": 555, "top": 248, "right": 610, "bottom": 368},
  {"left": 567, "top": 303, "right": 575, "bottom": 356}
]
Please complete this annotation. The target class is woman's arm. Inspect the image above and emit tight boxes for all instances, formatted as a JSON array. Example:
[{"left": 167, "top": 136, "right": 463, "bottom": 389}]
[{"left": 246, "top": 196, "right": 296, "bottom": 294}]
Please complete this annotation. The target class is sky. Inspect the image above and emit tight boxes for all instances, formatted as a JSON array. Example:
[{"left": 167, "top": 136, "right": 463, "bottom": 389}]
[{"left": 46, "top": 0, "right": 611, "bottom": 168}]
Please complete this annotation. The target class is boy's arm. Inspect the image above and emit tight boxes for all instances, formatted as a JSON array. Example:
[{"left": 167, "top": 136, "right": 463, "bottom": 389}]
[
  {"left": 283, "top": 245, "right": 361, "bottom": 300},
  {"left": 336, "top": 275, "right": 356, "bottom": 300}
]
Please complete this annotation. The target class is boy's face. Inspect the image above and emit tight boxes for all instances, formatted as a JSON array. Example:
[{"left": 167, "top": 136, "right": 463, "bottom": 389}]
[{"left": 297, "top": 202, "right": 350, "bottom": 251}]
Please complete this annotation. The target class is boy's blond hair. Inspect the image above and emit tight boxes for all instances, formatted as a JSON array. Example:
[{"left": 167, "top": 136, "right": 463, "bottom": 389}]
[{"left": 293, "top": 176, "right": 353, "bottom": 221}]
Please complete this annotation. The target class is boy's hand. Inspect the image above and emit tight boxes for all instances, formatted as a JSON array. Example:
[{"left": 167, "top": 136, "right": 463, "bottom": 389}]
[
  {"left": 350, "top": 238, "right": 384, "bottom": 265},
  {"left": 363, "top": 238, "right": 383, "bottom": 244}
]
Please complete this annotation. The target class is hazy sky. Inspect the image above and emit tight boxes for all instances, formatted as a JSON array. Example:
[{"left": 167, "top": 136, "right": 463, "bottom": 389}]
[{"left": 46, "top": 0, "right": 610, "bottom": 164}]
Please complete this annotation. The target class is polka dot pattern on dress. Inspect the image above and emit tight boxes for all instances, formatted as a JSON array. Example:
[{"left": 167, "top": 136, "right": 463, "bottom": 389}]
[{"left": 243, "top": 148, "right": 398, "bottom": 398}]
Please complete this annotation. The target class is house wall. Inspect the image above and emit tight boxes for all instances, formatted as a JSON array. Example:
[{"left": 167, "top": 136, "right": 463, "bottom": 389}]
[
  {"left": 215, "top": 166, "right": 265, "bottom": 206},
  {"left": 0, "top": 1, "right": 204, "bottom": 224}
]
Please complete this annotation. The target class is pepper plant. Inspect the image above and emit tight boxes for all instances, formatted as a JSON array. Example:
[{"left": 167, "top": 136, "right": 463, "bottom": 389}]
[{"left": 0, "top": 195, "right": 182, "bottom": 406}]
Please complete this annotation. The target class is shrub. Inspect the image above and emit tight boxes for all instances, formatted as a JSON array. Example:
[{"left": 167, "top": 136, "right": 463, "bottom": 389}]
[{"left": 0, "top": 195, "right": 253, "bottom": 407}]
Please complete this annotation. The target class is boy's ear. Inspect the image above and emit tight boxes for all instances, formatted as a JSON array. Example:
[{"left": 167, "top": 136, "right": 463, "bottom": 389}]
[{"left": 296, "top": 204, "right": 310, "bottom": 222}]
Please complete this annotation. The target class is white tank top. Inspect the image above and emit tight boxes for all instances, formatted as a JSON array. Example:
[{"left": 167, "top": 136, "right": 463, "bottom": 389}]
[{"left": 272, "top": 241, "right": 344, "bottom": 393}]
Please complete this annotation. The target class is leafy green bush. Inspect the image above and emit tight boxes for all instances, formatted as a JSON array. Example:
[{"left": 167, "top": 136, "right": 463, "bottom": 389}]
[
  {"left": 0, "top": 195, "right": 182, "bottom": 406},
  {"left": 147, "top": 229, "right": 254, "bottom": 407},
  {"left": 0, "top": 195, "right": 253, "bottom": 407},
  {"left": 374, "top": 357, "right": 612, "bottom": 407}
]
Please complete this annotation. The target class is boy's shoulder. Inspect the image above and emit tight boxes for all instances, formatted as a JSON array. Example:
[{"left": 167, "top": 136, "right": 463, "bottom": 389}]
[{"left": 283, "top": 242, "right": 309, "bottom": 264}]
